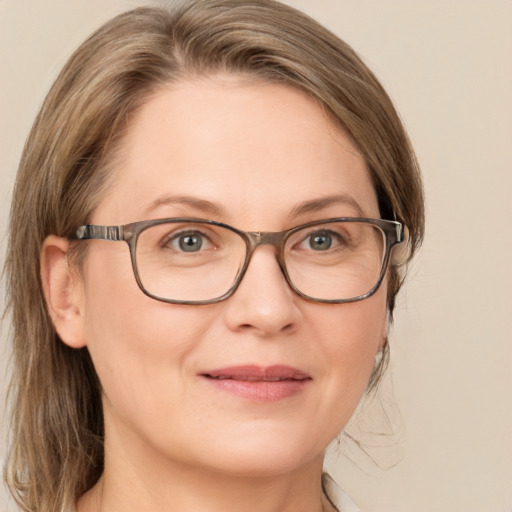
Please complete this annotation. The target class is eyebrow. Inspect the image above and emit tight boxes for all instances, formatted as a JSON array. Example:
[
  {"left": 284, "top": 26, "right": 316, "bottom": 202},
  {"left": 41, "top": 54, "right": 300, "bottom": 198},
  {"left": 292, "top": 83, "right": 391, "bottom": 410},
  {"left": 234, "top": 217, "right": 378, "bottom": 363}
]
[
  {"left": 289, "top": 194, "right": 366, "bottom": 217},
  {"left": 141, "top": 193, "right": 366, "bottom": 220},
  {"left": 141, "top": 195, "right": 225, "bottom": 216}
]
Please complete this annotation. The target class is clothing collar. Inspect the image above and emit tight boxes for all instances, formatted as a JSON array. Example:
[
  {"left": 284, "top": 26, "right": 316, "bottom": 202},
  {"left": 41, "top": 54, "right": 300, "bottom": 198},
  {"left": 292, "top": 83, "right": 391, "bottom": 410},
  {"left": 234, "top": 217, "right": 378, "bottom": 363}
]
[{"left": 322, "top": 473, "right": 360, "bottom": 512}]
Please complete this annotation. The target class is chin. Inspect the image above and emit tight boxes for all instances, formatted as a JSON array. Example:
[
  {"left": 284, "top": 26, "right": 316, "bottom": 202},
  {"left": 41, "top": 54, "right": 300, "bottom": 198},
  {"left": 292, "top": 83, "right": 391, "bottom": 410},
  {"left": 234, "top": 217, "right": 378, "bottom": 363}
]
[{"left": 181, "top": 424, "right": 330, "bottom": 478}]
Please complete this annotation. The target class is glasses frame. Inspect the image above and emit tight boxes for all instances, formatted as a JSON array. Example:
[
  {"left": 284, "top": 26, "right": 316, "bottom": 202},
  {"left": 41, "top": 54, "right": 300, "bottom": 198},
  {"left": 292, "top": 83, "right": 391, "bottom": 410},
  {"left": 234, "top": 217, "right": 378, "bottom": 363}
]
[{"left": 74, "top": 217, "right": 404, "bottom": 305}]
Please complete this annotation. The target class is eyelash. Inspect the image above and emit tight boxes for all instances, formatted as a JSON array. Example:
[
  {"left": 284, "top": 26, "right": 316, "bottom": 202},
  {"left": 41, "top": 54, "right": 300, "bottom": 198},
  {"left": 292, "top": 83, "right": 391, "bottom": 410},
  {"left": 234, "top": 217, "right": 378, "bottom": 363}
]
[
  {"left": 294, "top": 229, "right": 348, "bottom": 251},
  {"left": 161, "top": 229, "right": 215, "bottom": 252}
]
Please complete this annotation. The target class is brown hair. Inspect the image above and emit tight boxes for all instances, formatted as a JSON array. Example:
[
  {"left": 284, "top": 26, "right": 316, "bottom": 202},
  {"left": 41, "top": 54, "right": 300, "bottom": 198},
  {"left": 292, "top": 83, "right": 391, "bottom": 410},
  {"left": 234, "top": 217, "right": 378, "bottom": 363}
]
[{"left": 4, "top": 1, "right": 424, "bottom": 510}]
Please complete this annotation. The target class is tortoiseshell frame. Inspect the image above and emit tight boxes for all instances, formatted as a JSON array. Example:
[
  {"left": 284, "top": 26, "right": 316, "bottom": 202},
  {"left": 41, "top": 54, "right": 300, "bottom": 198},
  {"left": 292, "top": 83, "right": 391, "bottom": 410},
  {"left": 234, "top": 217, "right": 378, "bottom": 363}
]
[{"left": 74, "top": 217, "right": 403, "bottom": 305}]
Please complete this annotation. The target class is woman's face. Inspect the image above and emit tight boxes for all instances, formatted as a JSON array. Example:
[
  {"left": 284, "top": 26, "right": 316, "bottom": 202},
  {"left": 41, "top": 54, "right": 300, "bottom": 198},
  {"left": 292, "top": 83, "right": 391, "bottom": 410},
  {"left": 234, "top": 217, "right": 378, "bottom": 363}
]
[{"left": 72, "top": 78, "right": 387, "bottom": 477}]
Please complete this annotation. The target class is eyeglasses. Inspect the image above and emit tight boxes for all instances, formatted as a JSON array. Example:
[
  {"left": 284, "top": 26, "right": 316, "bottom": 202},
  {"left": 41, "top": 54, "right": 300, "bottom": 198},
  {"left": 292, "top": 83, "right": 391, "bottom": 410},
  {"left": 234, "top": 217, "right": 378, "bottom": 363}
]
[{"left": 74, "top": 217, "right": 404, "bottom": 305}]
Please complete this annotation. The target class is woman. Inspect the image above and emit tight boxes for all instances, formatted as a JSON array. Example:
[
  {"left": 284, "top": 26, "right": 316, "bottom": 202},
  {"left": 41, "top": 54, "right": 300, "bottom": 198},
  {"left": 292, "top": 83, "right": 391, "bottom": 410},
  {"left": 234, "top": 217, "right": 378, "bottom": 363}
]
[{"left": 3, "top": 1, "right": 424, "bottom": 511}]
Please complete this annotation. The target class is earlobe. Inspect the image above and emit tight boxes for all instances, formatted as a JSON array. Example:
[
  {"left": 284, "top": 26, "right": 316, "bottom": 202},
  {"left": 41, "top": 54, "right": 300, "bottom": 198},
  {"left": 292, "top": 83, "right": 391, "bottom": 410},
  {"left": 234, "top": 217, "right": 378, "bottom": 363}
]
[
  {"left": 40, "top": 235, "right": 87, "bottom": 348},
  {"left": 391, "top": 225, "right": 411, "bottom": 266},
  {"left": 378, "top": 316, "right": 389, "bottom": 352}
]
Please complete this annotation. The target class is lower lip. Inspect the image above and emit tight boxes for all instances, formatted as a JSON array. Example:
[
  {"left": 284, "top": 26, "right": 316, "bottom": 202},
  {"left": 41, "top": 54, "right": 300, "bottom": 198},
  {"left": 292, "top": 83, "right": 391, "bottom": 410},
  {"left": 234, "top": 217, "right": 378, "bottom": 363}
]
[{"left": 203, "top": 377, "right": 310, "bottom": 402}]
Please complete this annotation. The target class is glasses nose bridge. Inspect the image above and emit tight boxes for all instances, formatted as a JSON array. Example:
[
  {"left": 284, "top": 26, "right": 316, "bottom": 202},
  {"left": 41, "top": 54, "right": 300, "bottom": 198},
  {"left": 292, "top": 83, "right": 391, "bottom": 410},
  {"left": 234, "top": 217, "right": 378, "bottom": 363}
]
[
  {"left": 245, "top": 230, "right": 286, "bottom": 254},
  {"left": 240, "top": 230, "right": 288, "bottom": 289}
]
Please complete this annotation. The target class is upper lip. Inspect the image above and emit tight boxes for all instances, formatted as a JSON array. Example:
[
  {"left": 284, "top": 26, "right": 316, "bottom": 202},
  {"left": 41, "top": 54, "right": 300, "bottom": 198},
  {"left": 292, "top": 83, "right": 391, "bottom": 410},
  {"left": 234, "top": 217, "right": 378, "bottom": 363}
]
[{"left": 201, "top": 365, "right": 311, "bottom": 382}]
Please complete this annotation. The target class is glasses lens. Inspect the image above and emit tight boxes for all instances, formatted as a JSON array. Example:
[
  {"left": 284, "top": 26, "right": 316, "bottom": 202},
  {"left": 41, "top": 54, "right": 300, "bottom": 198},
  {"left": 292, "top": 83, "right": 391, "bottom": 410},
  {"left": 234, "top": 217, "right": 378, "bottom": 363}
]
[
  {"left": 135, "top": 221, "right": 246, "bottom": 302},
  {"left": 284, "top": 221, "right": 386, "bottom": 301}
]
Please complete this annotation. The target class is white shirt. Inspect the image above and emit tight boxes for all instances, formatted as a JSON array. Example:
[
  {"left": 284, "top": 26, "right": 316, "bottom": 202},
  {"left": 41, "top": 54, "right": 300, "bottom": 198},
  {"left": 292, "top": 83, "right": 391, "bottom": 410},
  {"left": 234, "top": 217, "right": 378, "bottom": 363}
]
[{"left": 323, "top": 473, "right": 360, "bottom": 512}]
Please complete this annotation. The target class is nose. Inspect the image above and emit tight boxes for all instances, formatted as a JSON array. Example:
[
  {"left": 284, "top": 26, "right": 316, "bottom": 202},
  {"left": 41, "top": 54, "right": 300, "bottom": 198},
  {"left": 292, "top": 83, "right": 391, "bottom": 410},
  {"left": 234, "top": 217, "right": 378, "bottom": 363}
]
[{"left": 222, "top": 246, "right": 301, "bottom": 337}]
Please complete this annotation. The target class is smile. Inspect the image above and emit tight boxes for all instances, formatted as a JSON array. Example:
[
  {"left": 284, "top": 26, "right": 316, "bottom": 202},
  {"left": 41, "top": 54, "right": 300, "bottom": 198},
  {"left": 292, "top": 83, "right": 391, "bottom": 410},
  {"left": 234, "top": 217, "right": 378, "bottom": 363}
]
[{"left": 200, "top": 365, "right": 312, "bottom": 402}]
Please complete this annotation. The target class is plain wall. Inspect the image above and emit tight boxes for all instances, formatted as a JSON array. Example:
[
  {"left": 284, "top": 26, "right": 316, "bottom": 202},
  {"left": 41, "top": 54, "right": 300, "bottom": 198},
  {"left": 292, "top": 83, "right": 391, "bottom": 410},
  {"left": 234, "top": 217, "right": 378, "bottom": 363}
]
[{"left": 1, "top": 1, "right": 511, "bottom": 511}]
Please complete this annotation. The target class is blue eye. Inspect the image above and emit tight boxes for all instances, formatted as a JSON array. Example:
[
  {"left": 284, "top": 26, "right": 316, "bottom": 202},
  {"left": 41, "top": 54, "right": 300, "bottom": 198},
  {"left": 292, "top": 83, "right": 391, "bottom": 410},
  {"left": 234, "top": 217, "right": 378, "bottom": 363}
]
[
  {"left": 308, "top": 231, "right": 333, "bottom": 251},
  {"left": 178, "top": 233, "right": 203, "bottom": 252},
  {"left": 163, "top": 230, "right": 213, "bottom": 253}
]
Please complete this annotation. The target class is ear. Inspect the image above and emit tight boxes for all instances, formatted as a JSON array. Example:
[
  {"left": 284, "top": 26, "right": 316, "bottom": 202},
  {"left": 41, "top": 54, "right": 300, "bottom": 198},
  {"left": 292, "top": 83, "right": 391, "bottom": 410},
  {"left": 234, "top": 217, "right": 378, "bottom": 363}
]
[
  {"left": 40, "top": 235, "right": 87, "bottom": 348},
  {"left": 378, "top": 317, "right": 388, "bottom": 352},
  {"left": 391, "top": 225, "right": 411, "bottom": 266}
]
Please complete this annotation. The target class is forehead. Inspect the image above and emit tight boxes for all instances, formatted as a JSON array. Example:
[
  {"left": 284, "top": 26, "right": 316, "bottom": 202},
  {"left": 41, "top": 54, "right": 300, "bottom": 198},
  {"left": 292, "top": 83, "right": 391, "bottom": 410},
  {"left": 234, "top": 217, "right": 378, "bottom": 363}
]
[{"left": 93, "top": 77, "right": 378, "bottom": 227}]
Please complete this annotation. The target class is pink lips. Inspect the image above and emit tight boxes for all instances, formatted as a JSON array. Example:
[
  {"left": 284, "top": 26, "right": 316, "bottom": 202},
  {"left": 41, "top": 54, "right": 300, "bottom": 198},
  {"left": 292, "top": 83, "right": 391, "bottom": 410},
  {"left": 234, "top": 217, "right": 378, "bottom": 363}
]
[{"left": 201, "top": 365, "right": 311, "bottom": 402}]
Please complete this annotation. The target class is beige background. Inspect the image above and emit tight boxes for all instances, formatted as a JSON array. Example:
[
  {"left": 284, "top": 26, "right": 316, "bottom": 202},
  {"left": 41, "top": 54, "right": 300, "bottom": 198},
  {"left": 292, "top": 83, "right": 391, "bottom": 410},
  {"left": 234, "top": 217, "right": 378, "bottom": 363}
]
[{"left": 1, "top": 1, "right": 511, "bottom": 511}]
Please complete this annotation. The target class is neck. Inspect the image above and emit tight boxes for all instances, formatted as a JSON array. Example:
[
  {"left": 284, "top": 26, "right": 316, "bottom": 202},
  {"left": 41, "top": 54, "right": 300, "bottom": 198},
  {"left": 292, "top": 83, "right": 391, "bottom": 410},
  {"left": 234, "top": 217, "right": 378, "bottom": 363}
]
[
  {"left": 77, "top": 437, "right": 335, "bottom": 512},
  {"left": 82, "top": 468, "right": 335, "bottom": 512}
]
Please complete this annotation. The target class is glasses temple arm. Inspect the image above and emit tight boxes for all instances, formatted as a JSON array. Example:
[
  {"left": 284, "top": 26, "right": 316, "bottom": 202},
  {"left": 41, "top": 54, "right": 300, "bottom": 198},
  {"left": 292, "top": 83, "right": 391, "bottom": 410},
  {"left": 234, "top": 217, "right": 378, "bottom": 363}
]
[{"left": 74, "top": 225, "right": 124, "bottom": 241}]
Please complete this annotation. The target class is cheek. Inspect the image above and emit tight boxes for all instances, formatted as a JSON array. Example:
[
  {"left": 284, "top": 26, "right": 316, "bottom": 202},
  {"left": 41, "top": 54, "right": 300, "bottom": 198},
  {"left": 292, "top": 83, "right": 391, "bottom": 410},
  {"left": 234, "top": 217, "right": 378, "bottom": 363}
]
[
  {"left": 309, "top": 290, "right": 387, "bottom": 429},
  {"left": 80, "top": 247, "right": 214, "bottom": 417},
  {"left": 316, "top": 290, "right": 386, "bottom": 363}
]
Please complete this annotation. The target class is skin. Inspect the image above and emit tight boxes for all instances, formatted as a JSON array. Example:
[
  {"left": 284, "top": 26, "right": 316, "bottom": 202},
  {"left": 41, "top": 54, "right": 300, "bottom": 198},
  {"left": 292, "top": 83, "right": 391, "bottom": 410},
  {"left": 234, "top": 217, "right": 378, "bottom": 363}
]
[{"left": 42, "top": 77, "right": 388, "bottom": 512}]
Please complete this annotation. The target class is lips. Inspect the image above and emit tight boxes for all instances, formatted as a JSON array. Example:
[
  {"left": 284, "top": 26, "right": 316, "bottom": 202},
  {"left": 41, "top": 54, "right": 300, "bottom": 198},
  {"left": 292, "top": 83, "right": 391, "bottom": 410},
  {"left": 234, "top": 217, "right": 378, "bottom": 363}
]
[{"left": 200, "top": 365, "right": 311, "bottom": 402}]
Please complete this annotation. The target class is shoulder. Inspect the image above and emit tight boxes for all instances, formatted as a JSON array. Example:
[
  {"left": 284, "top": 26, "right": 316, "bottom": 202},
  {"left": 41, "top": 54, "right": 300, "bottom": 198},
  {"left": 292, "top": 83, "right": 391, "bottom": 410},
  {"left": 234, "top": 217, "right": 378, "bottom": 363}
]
[{"left": 322, "top": 473, "right": 360, "bottom": 512}]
